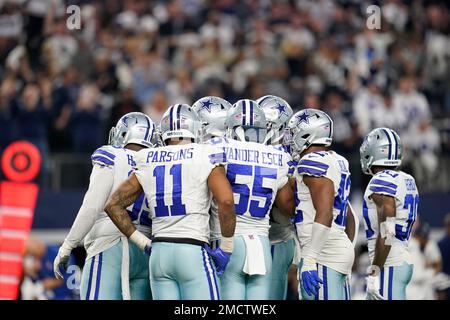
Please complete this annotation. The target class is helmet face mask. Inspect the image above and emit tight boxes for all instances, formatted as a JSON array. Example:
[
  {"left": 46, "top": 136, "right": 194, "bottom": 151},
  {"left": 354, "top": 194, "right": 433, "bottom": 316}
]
[
  {"left": 109, "top": 112, "right": 155, "bottom": 148},
  {"left": 228, "top": 126, "right": 267, "bottom": 143},
  {"left": 226, "top": 99, "right": 267, "bottom": 144},
  {"left": 257, "top": 96, "right": 293, "bottom": 146},
  {"left": 359, "top": 127, "right": 403, "bottom": 175}
]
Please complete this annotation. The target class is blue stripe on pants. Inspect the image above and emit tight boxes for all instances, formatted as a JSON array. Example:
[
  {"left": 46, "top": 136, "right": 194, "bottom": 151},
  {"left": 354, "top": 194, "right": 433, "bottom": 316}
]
[
  {"left": 323, "top": 266, "right": 328, "bottom": 300},
  {"left": 380, "top": 268, "right": 384, "bottom": 296},
  {"left": 211, "top": 267, "right": 220, "bottom": 300},
  {"left": 85, "top": 255, "right": 96, "bottom": 300},
  {"left": 93, "top": 252, "right": 103, "bottom": 300},
  {"left": 388, "top": 266, "right": 394, "bottom": 300},
  {"left": 201, "top": 248, "right": 216, "bottom": 300},
  {"left": 346, "top": 281, "right": 351, "bottom": 300},
  {"left": 344, "top": 282, "right": 348, "bottom": 300}
]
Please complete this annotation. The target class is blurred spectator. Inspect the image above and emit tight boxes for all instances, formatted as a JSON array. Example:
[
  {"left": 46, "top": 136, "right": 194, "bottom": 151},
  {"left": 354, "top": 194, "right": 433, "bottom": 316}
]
[
  {"left": 48, "top": 67, "right": 79, "bottom": 152},
  {"left": 323, "top": 88, "right": 360, "bottom": 157},
  {"left": 143, "top": 89, "right": 169, "bottom": 124},
  {"left": 353, "top": 79, "right": 385, "bottom": 136},
  {"left": 393, "top": 76, "right": 431, "bottom": 132},
  {"left": 407, "top": 222, "right": 442, "bottom": 300},
  {"left": 12, "top": 82, "right": 50, "bottom": 155},
  {"left": 404, "top": 119, "right": 441, "bottom": 189},
  {"left": 438, "top": 214, "right": 450, "bottom": 300},
  {"left": 70, "top": 84, "right": 103, "bottom": 153},
  {"left": 131, "top": 47, "right": 169, "bottom": 106},
  {"left": 0, "top": 76, "right": 17, "bottom": 149},
  {"left": 108, "top": 87, "right": 141, "bottom": 129},
  {"left": 21, "top": 237, "right": 78, "bottom": 300}
]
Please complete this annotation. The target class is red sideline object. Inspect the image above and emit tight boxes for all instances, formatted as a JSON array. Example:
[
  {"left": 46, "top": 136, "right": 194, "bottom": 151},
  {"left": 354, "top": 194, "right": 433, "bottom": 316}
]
[{"left": 0, "top": 141, "right": 40, "bottom": 300}]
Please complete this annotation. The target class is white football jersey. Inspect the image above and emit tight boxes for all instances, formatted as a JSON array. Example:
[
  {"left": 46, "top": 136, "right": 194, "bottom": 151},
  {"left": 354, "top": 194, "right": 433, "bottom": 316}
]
[
  {"left": 363, "top": 169, "right": 419, "bottom": 266},
  {"left": 134, "top": 143, "right": 225, "bottom": 243},
  {"left": 84, "top": 145, "right": 151, "bottom": 259},
  {"left": 294, "top": 150, "right": 354, "bottom": 275},
  {"left": 208, "top": 137, "right": 290, "bottom": 237}
]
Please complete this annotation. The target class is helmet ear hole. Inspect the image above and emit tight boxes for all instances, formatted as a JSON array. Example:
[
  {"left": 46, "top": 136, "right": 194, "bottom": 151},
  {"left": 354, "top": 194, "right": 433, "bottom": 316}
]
[{"left": 301, "top": 134, "right": 310, "bottom": 139}]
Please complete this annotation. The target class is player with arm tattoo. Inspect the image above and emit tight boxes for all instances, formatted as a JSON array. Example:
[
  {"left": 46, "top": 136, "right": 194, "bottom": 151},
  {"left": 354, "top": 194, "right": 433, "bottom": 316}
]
[
  {"left": 360, "top": 127, "right": 418, "bottom": 300},
  {"left": 53, "top": 112, "right": 155, "bottom": 300},
  {"left": 287, "top": 109, "right": 354, "bottom": 300},
  {"left": 105, "top": 104, "right": 236, "bottom": 300}
]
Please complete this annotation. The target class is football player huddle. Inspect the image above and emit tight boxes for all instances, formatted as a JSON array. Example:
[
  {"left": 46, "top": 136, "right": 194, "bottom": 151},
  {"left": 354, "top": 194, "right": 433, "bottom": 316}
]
[{"left": 53, "top": 95, "right": 418, "bottom": 301}]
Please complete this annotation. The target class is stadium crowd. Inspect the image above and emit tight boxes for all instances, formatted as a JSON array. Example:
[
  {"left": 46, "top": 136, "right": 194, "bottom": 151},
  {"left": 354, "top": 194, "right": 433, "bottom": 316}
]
[{"left": 0, "top": 0, "right": 449, "bottom": 191}]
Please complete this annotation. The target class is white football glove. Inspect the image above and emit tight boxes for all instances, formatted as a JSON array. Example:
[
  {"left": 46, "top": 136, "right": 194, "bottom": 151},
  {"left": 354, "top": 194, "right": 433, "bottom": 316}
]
[
  {"left": 365, "top": 275, "right": 385, "bottom": 300},
  {"left": 53, "top": 242, "right": 72, "bottom": 279}
]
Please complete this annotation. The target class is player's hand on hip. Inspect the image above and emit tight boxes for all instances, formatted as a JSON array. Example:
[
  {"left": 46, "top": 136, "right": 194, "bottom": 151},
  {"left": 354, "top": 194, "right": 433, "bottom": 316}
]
[
  {"left": 53, "top": 244, "right": 72, "bottom": 279},
  {"left": 204, "top": 244, "right": 231, "bottom": 276},
  {"left": 365, "top": 275, "right": 385, "bottom": 300},
  {"left": 129, "top": 230, "right": 152, "bottom": 255},
  {"left": 144, "top": 243, "right": 152, "bottom": 256},
  {"left": 300, "top": 257, "right": 323, "bottom": 297}
]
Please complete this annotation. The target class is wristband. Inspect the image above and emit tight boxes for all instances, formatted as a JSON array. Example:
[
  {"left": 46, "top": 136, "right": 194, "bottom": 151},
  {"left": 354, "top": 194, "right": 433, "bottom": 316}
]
[
  {"left": 304, "top": 222, "right": 330, "bottom": 260},
  {"left": 129, "top": 230, "right": 152, "bottom": 252},
  {"left": 220, "top": 236, "right": 234, "bottom": 253}
]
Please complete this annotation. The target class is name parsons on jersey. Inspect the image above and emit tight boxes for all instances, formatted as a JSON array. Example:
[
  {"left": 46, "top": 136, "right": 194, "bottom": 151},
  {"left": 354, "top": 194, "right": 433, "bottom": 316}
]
[{"left": 145, "top": 148, "right": 194, "bottom": 163}]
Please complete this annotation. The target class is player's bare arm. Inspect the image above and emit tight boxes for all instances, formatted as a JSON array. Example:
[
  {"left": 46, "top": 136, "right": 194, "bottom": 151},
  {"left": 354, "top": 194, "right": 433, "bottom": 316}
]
[
  {"left": 370, "top": 193, "right": 396, "bottom": 271},
  {"left": 345, "top": 204, "right": 356, "bottom": 242},
  {"left": 104, "top": 173, "right": 142, "bottom": 237},
  {"left": 303, "top": 175, "right": 334, "bottom": 226},
  {"left": 207, "top": 166, "right": 236, "bottom": 238},
  {"left": 275, "top": 181, "right": 295, "bottom": 218}
]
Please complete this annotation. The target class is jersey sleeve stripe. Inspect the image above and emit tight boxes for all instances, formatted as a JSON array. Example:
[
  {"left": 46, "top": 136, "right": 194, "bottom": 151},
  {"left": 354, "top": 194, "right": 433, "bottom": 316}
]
[
  {"left": 371, "top": 179, "right": 397, "bottom": 189},
  {"left": 209, "top": 152, "right": 227, "bottom": 165},
  {"left": 299, "top": 159, "right": 329, "bottom": 170},
  {"left": 369, "top": 186, "right": 396, "bottom": 195},
  {"left": 91, "top": 155, "right": 114, "bottom": 166},
  {"left": 298, "top": 166, "right": 326, "bottom": 176},
  {"left": 93, "top": 149, "right": 116, "bottom": 160}
]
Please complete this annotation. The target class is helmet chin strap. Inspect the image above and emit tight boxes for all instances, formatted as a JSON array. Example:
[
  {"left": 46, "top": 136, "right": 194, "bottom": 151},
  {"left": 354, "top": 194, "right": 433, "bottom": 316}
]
[
  {"left": 367, "top": 156, "right": 374, "bottom": 175},
  {"left": 108, "top": 127, "right": 116, "bottom": 145},
  {"left": 263, "top": 129, "right": 275, "bottom": 145},
  {"left": 234, "top": 126, "right": 247, "bottom": 142}
]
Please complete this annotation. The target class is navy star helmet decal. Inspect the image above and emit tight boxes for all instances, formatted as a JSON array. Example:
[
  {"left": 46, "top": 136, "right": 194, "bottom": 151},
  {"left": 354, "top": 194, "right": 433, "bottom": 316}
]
[
  {"left": 200, "top": 99, "right": 214, "bottom": 112},
  {"left": 275, "top": 102, "right": 288, "bottom": 116},
  {"left": 296, "top": 110, "right": 314, "bottom": 124}
]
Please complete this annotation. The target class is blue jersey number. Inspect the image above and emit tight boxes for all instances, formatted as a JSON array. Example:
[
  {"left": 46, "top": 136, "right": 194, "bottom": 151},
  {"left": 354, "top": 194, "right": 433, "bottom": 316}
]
[
  {"left": 227, "top": 164, "right": 277, "bottom": 218},
  {"left": 126, "top": 170, "right": 151, "bottom": 226},
  {"left": 293, "top": 182, "right": 303, "bottom": 223},
  {"left": 153, "top": 164, "right": 187, "bottom": 217},
  {"left": 396, "top": 194, "right": 419, "bottom": 241},
  {"left": 127, "top": 193, "right": 152, "bottom": 227},
  {"left": 362, "top": 199, "right": 374, "bottom": 238},
  {"left": 334, "top": 173, "right": 351, "bottom": 226}
]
